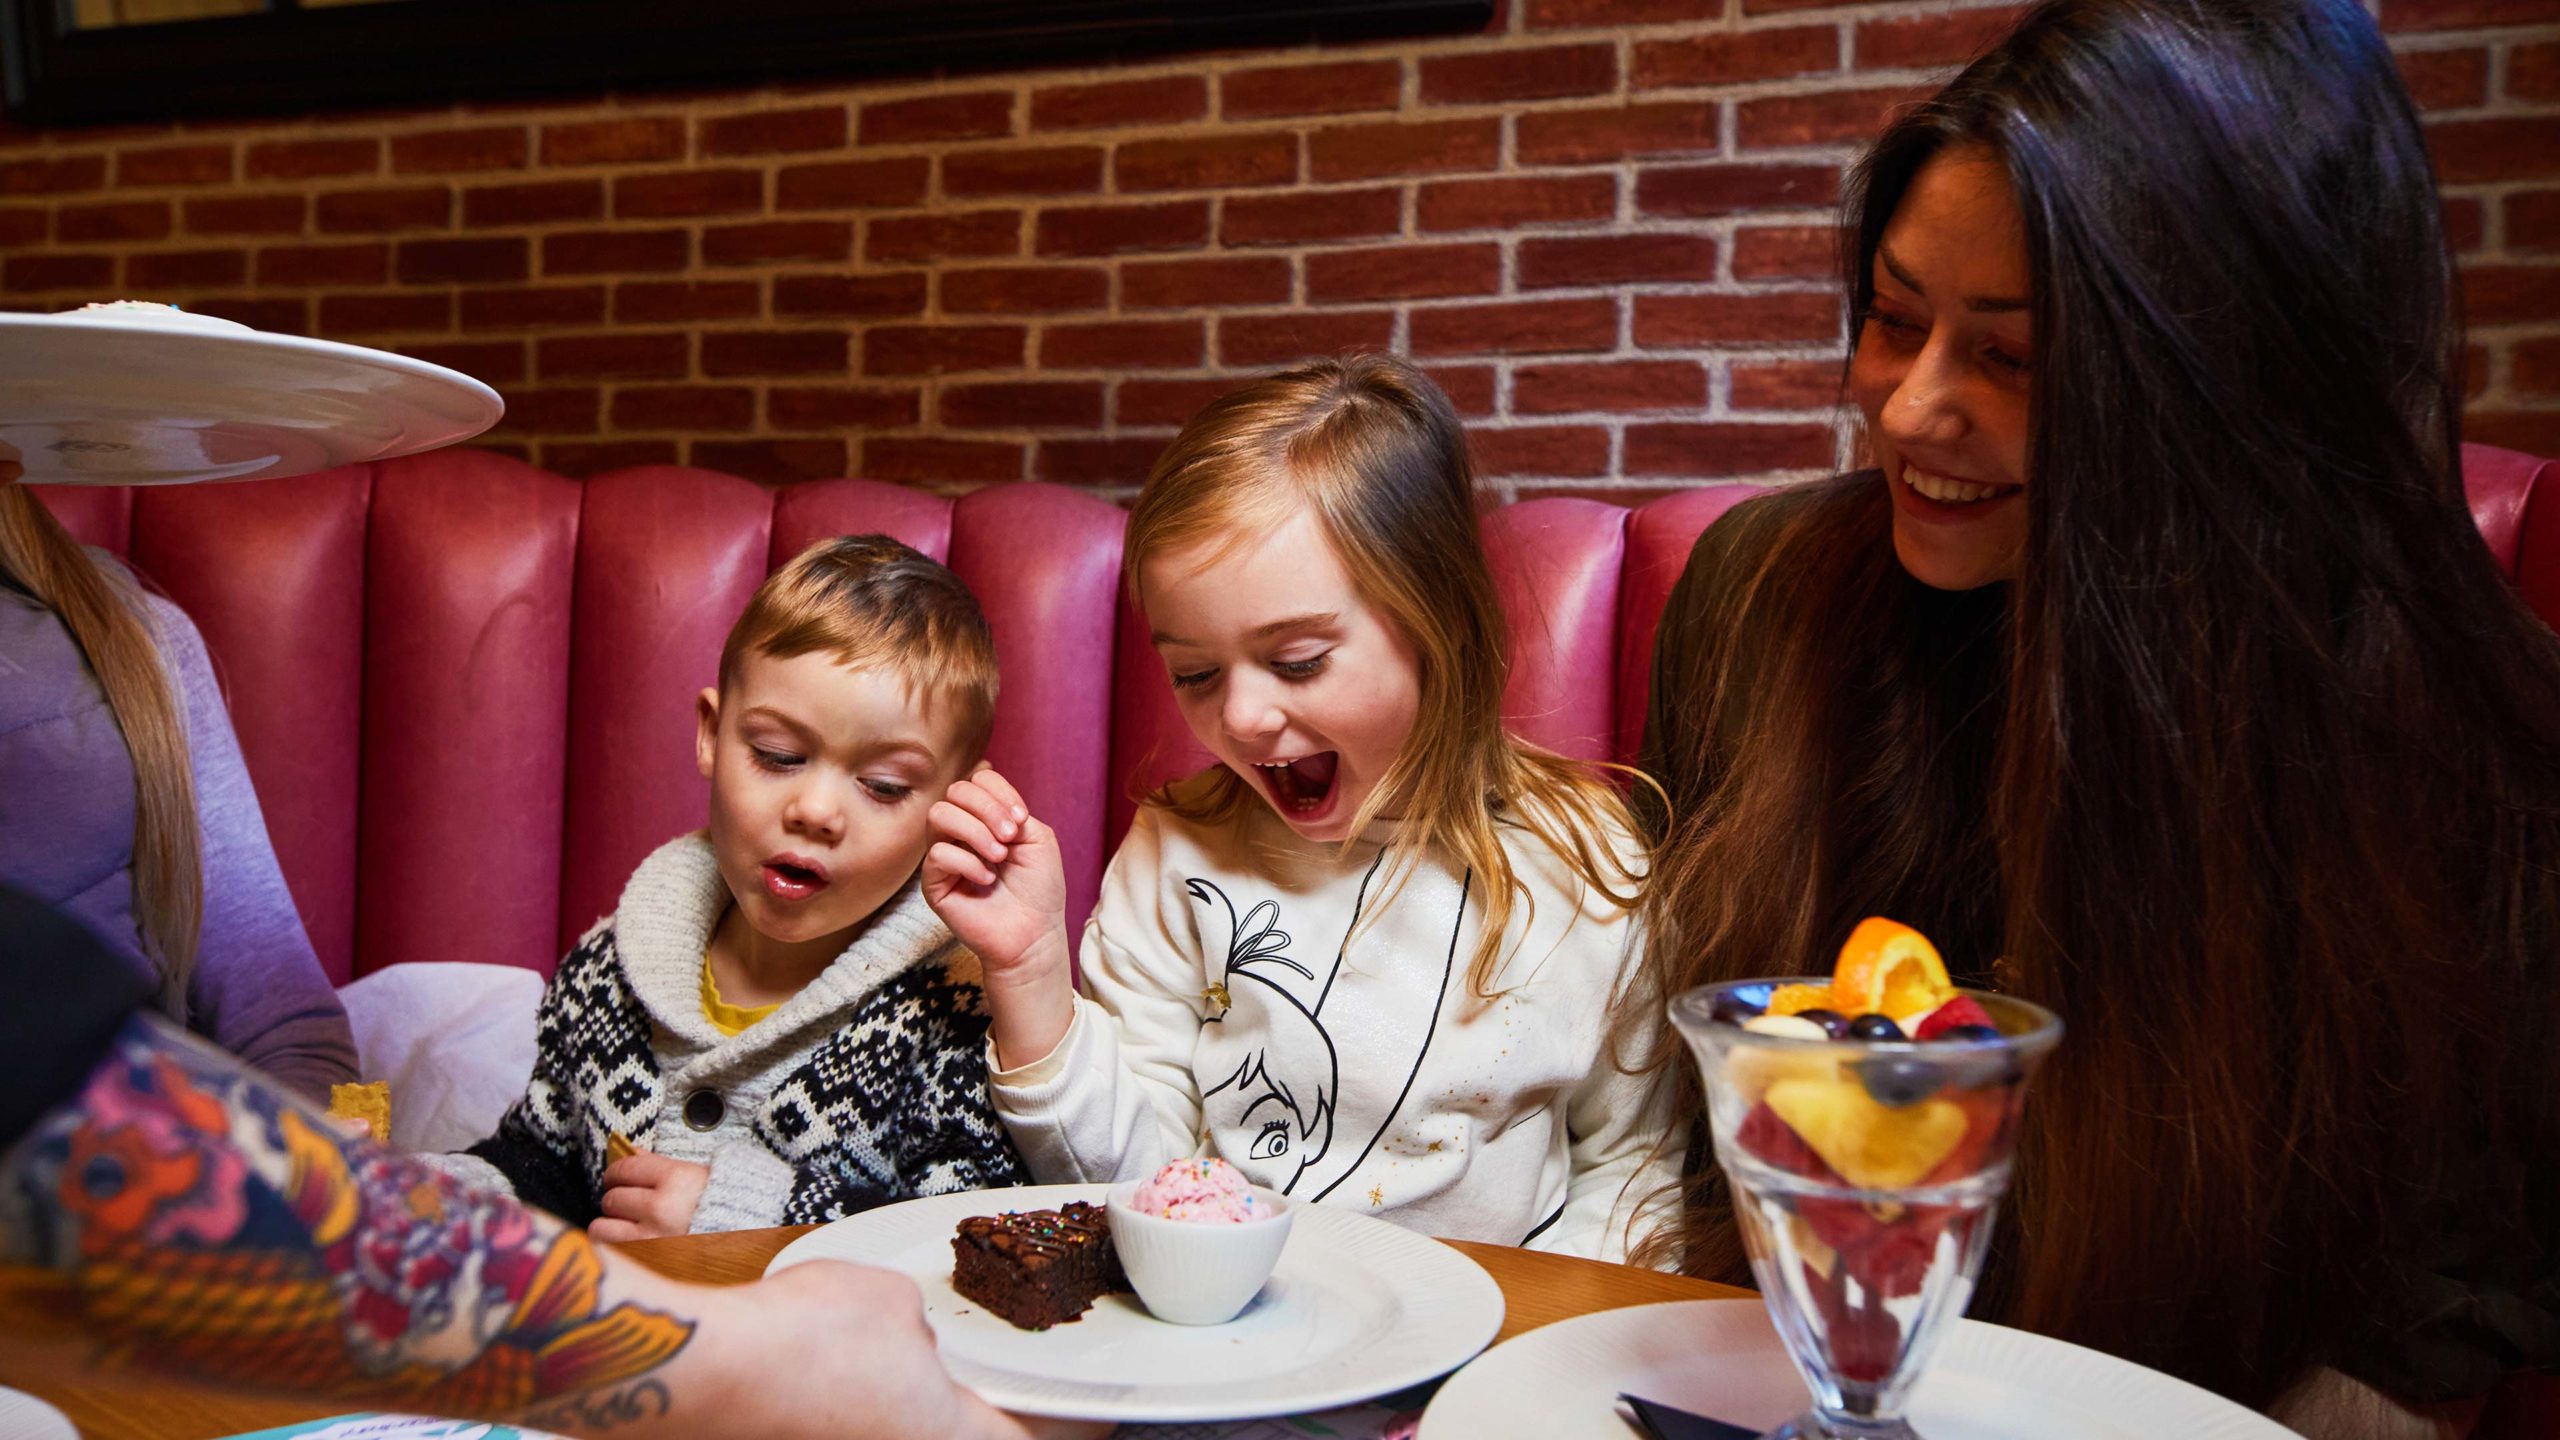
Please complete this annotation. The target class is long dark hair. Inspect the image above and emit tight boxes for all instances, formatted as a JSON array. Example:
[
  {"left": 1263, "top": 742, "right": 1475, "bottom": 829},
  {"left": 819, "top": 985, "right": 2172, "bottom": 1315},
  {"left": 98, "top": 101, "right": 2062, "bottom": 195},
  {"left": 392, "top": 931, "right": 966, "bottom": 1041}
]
[{"left": 1636, "top": 0, "right": 2560, "bottom": 1410}]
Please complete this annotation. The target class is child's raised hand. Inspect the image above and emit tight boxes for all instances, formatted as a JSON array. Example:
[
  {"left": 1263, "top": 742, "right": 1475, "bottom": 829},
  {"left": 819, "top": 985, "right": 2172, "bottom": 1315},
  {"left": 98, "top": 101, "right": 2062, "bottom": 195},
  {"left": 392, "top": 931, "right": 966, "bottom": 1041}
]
[
  {"left": 591, "top": 1149, "right": 711, "bottom": 1242},
  {"left": 924, "top": 765, "right": 1077, "bottom": 1069}
]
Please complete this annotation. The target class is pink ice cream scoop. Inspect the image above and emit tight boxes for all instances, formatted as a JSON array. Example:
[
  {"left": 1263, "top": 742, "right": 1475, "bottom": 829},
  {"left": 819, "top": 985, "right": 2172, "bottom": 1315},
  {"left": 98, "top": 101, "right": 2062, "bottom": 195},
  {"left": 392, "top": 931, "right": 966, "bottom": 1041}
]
[{"left": 1131, "top": 1158, "right": 1270, "bottom": 1223}]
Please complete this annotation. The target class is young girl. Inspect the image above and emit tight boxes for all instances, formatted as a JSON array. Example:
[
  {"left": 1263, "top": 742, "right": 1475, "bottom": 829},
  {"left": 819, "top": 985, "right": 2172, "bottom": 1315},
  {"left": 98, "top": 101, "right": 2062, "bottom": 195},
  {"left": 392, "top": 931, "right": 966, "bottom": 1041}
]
[{"left": 925, "top": 354, "right": 1669, "bottom": 1261}]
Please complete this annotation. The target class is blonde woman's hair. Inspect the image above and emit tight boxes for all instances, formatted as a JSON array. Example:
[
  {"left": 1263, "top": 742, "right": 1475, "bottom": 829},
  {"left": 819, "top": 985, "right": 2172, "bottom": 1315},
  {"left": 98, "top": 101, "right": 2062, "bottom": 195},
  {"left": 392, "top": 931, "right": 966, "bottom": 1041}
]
[
  {"left": 0, "top": 483, "right": 201, "bottom": 1017},
  {"left": 1125, "top": 353, "right": 1646, "bottom": 994}
]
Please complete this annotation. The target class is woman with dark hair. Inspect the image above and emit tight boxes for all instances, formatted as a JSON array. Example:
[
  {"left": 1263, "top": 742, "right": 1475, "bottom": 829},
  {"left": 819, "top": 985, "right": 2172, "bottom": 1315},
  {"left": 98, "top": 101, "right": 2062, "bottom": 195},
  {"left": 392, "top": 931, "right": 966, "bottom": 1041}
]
[{"left": 1634, "top": 0, "right": 2558, "bottom": 1433}]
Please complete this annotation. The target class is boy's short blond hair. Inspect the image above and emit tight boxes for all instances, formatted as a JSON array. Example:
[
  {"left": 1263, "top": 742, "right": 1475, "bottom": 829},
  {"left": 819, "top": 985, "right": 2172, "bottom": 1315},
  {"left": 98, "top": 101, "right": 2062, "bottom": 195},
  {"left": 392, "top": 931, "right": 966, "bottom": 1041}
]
[{"left": 719, "top": 534, "right": 1000, "bottom": 763}]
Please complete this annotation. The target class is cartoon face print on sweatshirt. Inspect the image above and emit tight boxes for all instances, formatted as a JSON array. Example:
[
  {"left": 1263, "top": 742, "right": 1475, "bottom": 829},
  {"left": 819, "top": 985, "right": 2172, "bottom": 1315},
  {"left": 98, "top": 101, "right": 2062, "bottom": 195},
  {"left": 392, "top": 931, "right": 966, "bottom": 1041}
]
[{"left": 1188, "top": 851, "right": 1473, "bottom": 1203}]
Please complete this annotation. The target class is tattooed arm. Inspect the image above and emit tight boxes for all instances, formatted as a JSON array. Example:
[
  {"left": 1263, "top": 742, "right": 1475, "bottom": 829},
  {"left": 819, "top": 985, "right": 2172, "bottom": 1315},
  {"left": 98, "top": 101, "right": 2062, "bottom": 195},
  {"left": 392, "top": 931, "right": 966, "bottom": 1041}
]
[{"left": 0, "top": 1009, "right": 1085, "bottom": 1440}]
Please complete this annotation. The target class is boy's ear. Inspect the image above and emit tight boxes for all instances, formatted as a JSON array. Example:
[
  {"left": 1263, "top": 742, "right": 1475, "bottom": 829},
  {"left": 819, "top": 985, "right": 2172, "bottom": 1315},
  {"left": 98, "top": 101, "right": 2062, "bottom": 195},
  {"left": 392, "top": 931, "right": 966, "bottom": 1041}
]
[{"left": 694, "top": 687, "right": 721, "bottom": 781}]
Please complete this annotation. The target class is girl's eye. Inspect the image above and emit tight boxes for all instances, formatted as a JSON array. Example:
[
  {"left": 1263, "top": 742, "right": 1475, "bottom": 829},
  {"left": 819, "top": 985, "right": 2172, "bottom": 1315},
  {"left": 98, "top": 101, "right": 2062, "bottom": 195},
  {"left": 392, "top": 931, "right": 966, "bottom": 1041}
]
[
  {"left": 1169, "top": 666, "right": 1218, "bottom": 692},
  {"left": 1983, "top": 345, "right": 2031, "bottom": 377},
  {"left": 1249, "top": 1118, "right": 1289, "bottom": 1159},
  {"left": 751, "top": 747, "right": 803, "bottom": 773},
  {"left": 1864, "top": 308, "right": 1925, "bottom": 344},
  {"left": 1271, "top": 652, "right": 1330, "bottom": 681},
  {"left": 863, "top": 780, "right": 912, "bottom": 803}
]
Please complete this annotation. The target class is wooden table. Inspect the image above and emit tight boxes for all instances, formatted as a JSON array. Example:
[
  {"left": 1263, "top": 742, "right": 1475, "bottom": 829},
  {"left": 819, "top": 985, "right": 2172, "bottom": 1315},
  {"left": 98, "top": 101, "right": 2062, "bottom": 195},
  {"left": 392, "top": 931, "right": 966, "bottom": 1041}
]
[{"left": 3, "top": 1228, "right": 1747, "bottom": 1439}]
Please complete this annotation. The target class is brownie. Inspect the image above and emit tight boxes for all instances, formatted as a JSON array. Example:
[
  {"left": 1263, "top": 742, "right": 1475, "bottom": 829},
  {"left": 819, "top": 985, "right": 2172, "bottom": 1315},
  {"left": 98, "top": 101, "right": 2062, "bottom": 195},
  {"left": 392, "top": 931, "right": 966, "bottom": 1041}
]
[{"left": 951, "top": 1201, "right": 1129, "bottom": 1331}]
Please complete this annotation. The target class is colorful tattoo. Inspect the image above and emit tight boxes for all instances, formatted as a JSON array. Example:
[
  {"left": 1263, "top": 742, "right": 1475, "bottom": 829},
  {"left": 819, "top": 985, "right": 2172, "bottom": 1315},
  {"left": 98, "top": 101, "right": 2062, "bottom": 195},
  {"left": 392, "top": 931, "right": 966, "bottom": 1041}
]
[{"left": 3, "top": 1017, "right": 695, "bottom": 1418}]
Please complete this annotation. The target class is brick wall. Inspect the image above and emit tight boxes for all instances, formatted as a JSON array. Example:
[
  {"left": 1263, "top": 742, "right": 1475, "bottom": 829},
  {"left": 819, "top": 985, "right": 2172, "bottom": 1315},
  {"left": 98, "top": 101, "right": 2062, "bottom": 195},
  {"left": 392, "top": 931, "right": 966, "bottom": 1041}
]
[{"left": 3, "top": 0, "right": 2556, "bottom": 500}]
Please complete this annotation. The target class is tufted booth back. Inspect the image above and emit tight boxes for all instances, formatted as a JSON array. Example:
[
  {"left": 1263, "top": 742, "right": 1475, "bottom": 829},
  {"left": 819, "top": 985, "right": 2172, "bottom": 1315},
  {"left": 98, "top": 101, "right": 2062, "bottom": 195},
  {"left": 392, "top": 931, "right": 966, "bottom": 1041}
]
[{"left": 32, "top": 441, "right": 2560, "bottom": 985}]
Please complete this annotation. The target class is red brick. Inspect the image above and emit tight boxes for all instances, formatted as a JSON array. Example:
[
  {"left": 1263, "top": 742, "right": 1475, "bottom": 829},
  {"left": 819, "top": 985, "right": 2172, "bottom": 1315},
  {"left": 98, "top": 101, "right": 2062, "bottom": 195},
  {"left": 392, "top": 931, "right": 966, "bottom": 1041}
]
[
  {"left": 125, "top": 249, "right": 247, "bottom": 288},
  {"left": 703, "top": 219, "right": 852, "bottom": 266},
  {"left": 1032, "top": 76, "right": 1207, "bottom": 131},
  {"left": 1221, "top": 187, "right": 1405, "bottom": 247},
  {"left": 1744, "top": 0, "right": 1863, "bottom": 11},
  {"left": 464, "top": 179, "right": 603, "bottom": 227},
  {"left": 940, "top": 264, "right": 1108, "bottom": 313},
  {"left": 2429, "top": 117, "right": 2560, "bottom": 184},
  {"left": 245, "top": 138, "right": 379, "bottom": 181},
  {"left": 701, "top": 330, "right": 848, "bottom": 376},
  {"left": 2393, "top": 46, "right": 2490, "bottom": 110},
  {"left": 537, "top": 331, "right": 688, "bottom": 380},
  {"left": 703, "top": 105, "right": 848, "bottom": 156},
  {"left": 2466, "top": 341, "right": 2491, "bottom": 398},
  {"left": 2463, "top": 264, "right": 2560, "bottom": 325},
  {"left": 187, "top": 298, "right": 318, "bottom": 337},
  {"left": 1636, "top": 291, "right": 1841, "bottom": 345},
  {"left": 2445, "top": 196, "right": 2486, "bottom": 253},
  {"left": 175, "top": 193, "right": 303, "bottom": 237},
  {"left": 1518, "top": 103, "right": 1718, "bottom": 166},
  {"left": 0, "top": 155, "right": 105, "bottom": 195},
  {"left": 611, "top": 385, "right": 756, "bottom": 430},
  {"left": 1420, "top": 44, "right": 1617, "bottom": 104},
  {"left": 1638, "top": 161, "right": 1838, "bottom": 218},
  {"left": 1306, "top": 242, "right": 1502, "bottom": 302},
  {"left": 391, "top": 125, "right": 527, "bottom": 175},
  {"left": 398, "top": 236, "right": 528, "bottom": 285},
  {"left": 488, "top": 387, "right": 601, "bottom": 435},
  {"left": 1035, "top": 437, "right": 1168, "bottom": 487},
  {"left": 864, "top": 437, "right": 1024, "bottom": 485},
  {"left": 1219, "top": 309, "right": 1398, "bottom": 367},
  {"left": 116, "top": 143, "right": 232, "bottom": 187},
  {"left": 614, "top": 169, "right": 762, "bottom": 220},
  {"left": 859, "top": 91, "right": 1015, "bottom": 145},
  {"left": 774, "top": 272, "right": 929, "bottom": 318},
  {"left": 864, "top": 324, "right": 1028, "bottom": 375},
  {"left": 1117, "top": 133, "right": 1300, "bottom": 193},
  {"left": 940, "top": 379, "right": 1105, "bottom": 429},
  {"left": 1419, "top": 174, "right": 1617, "bottom": 232},
  {"left": 1118, "top": 376, "right": 1247, "bottom": 427},
  {"left": 2466, "top": 411, "right": 2560, "bottom": 455},
  {"left": 543, "top": 228, "right": 690, "bottom": 275},
  {"left": 256, "top": 242, "right": 389, "bottom": 287},
  {"left": 1041, "top": 318, "right": 1205, "bottom": 370},
  {"left": 57, "top": 200, "right": 170, "bottom": 243},
  {"left": 545, "top": 439, "right": 680, "bottom": 474},
  {"left": 1520, "top": 233, "right": 1717, "bottom": 287},
  {"left": 319, "top": 292, "right": 453, "bottom": 333},
  {"left": 1624, "top": 421, "right": 1835, "bottom": 475},
  {"left": 1514, "top": 359, "right": 1706, "bottom": 414},
  {"left": 1124, "top": 255, "right": 1293, "bottom": 309},
  {"left": 691, "top": 439, "right": 849, "bottom": 483},
  {"left": 1424, "top": 363, "right": 1498, "bottom": 417},
  {"left": 1410, "top": 296, "right": 1619, "bottom": 356},
  {"left": 867, "top": 209, "right": 1021, "bottom": 263},
  {"left": 1854, "top": 7, "right": 2025, "bottom": 70},
  {"left": 1732, "top": 357, "right": 1845, "bottom": 410},
  {"left": 2512, "top": 191, "right": 2560, "bottom": 253},
  {"left": 768, "top": 385, "right": 921, "bottom": 429},
  {"left": 401, "top": 340, "right": 525, "bottom": 386},
  {"left": 1526, "top": 0, "right": 1715, "bottom": 25},
  {"left": 943, "top": 145, "right": 1104, "bottom": 198},
  {"left": 1739, "top": 86, "right": 1933, "bottom": 149},
  {"left": 317, "top": 185, "right": 451, "bottom": 233},
  {"left": 615, "top": 279, "right": 759, "bottom": 323},
  {"left": 2380, "top": 0, "right": 2560, "bottom": 29},
  {"left": 4, "top": 255, "right": 112, "bottom": 292},
  {"left": 2514, "top": 338, "right": 2560, "bottom": 396},
  {"left": 1634, "top": 26, "right": 1837, "bottom": 88},
  {"left": 1037, "top": 199, "right": 1211, "bottom": 257},
  {"left": 777, "top": 157, "right": 930, "bottom": 211},
  {"left": 461, "top": 284, "right": 607, "bottom": 329},
  {"left": 1311, "top": 119, "right": 1501, "bottom": 182},
  {"left": 1469, "top": 424, "right": 1611, "bottom": 478},
  {"left": 1222, "top": 60, "right": 1404, "bottom": 121},
  {"left": 0, "top": 208, "right": 44, "bottom": 247},
  {"left": 2513, "top": 42, "right": 2560, "bottom": 102},
  {"left": 540, "top": 117, "right": 687, "bottom": 166},
  {"left": 1732, "top": 224, "right": 1838, "bottom": 280}
]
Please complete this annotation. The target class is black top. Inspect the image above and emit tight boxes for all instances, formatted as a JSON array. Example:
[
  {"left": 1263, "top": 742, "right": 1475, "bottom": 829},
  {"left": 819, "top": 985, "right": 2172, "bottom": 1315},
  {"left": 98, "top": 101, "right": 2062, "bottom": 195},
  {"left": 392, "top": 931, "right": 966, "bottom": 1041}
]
[{"left": 0, "top": 883, "right": 156, "bottom": 1149}]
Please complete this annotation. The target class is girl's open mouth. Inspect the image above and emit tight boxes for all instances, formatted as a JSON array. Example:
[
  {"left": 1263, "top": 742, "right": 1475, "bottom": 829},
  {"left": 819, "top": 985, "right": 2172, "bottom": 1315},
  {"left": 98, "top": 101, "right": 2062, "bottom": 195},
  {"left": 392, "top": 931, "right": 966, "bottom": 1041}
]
[
  {"left": 763, "top": 857, "right": 827, "bottom": 901},
  {"left": 1253, "top": 752, "right": 1339, "bottom": 816}
]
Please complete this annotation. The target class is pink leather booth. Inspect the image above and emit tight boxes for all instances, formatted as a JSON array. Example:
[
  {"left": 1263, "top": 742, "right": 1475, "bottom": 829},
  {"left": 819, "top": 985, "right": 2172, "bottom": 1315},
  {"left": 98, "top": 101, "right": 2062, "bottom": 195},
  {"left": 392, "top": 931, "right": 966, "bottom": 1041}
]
[{"left": 31, "top": 441, "right": 2560, "bottom": 986}]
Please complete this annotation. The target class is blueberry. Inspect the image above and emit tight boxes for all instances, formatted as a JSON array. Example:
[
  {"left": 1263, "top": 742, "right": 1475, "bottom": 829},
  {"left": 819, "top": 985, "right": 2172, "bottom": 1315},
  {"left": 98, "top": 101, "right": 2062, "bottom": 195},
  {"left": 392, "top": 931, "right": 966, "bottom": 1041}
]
[
  {"left": 1936, "top": 1024, "right": 2001, "bottom": 1043},
  {"left": 1846, "top": 1013, "right": 1905, "bottom": 1041},
  {"left": 1794, "top": 1008, "right": 1849, "bottom": 1038},
  {"left": 1856, "top": 1057, "right": 1942, "bottom": 1108},
  {"left": 1709, "top": 993, "right": 1766, "bottom": 1026}
]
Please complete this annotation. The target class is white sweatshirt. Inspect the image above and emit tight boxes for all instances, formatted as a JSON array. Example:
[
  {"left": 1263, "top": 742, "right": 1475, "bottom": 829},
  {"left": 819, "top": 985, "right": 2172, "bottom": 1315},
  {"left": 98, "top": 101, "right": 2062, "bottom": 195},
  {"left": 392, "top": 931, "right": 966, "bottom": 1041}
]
[{"left": 990, "top": 774, "right": 1673, "bottom": 1263}]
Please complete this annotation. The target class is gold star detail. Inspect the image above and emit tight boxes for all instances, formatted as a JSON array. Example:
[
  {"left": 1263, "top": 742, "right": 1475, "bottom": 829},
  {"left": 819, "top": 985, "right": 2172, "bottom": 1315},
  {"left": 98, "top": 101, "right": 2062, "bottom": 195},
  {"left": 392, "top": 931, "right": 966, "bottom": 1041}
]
[
  {"left": 1367, "top": 1184, "right": 1384, "bottom": 1208},
  {"left": 1201, "top": 981, "right": 1231, "bottom": 1019}
]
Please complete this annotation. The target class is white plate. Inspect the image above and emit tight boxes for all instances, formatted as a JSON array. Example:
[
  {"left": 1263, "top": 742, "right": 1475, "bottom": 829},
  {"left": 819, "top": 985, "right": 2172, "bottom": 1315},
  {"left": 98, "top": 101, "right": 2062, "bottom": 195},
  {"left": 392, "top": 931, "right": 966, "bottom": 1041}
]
[
  {"left": 0, "top": 308, "right": 502, "bottom": 486},
  {"left": 0, "top": 1386, "right": 76, "bottom": 1440},
  {"left": 766, "top": 1182, "right": 1504, "bottom": 1423},
  {"left": 1418, "top": 1299, "right": 2295, "bottom": 1439}
]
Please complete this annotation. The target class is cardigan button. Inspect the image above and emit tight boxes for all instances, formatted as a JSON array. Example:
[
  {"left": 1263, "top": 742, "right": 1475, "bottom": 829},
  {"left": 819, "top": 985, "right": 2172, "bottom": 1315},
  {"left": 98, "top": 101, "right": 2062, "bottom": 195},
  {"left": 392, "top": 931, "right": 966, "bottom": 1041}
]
[{"left": 682, "top": 1089, "right": 725, "bottom": 1131}]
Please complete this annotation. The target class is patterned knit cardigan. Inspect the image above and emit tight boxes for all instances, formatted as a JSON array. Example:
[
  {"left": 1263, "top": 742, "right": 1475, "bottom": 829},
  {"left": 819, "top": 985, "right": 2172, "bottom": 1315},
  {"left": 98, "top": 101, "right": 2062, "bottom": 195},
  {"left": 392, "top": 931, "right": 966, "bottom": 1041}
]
[{"left": 450, "top": 834, "right": 1026, "bottom": 1231}]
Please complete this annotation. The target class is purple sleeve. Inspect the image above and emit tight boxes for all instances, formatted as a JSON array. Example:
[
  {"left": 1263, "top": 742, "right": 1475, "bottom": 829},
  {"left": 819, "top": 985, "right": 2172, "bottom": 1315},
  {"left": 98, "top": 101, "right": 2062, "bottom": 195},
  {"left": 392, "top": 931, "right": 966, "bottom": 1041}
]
[{"left": 153, "top": 595, "right": 359, "bottom": 1102}]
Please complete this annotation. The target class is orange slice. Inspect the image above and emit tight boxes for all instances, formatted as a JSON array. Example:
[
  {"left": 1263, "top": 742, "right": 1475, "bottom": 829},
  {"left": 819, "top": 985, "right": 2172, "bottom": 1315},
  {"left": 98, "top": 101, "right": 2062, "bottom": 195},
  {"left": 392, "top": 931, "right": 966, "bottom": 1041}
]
[
  {"left": 1830, "top": 917, "right": 1954, "bottom": 1019},
  {"left": 1767, "top": 982, "right": 1836, "bottom": 1017}
]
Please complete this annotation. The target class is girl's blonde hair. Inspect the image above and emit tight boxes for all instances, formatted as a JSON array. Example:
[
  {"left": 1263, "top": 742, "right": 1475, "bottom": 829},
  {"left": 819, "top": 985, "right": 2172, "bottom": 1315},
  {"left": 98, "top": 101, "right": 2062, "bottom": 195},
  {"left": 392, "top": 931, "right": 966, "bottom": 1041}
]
[
  {"left": 0, "top": 483, "right": 201, "bottom": 1017},
  {"left": 1125, "top": 353, "right": 1644, "bottom": 993}
]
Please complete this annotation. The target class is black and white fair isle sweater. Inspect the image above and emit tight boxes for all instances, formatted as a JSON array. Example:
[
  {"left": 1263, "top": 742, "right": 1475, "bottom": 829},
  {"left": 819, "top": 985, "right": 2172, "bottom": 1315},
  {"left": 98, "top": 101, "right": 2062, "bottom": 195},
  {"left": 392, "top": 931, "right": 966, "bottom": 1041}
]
[{"left": 442, "top": 833, "right": 1026, "bottom": 1231}]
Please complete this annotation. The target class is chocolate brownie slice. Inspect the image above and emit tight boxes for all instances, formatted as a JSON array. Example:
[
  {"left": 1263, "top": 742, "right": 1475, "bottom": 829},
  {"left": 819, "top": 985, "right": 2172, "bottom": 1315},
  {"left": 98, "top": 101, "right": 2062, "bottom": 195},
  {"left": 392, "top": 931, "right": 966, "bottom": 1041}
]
[{"left": 951, "top": 1201, "right": 1128, "bottom": 1331}]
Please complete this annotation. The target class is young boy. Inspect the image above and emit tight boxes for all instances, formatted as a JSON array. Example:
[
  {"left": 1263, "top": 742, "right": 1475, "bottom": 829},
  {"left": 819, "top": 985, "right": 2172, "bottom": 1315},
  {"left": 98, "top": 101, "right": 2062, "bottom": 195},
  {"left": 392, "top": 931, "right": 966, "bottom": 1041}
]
[{"left": 444, "top": 535, "right": 1027, "bottom": 1238}]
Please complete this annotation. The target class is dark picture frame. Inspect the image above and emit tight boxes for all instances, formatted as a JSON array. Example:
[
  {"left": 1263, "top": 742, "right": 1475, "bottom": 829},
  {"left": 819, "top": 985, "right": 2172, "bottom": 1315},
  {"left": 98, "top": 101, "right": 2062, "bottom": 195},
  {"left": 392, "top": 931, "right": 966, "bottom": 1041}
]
[{"left": 2, "top": 0, "right": 1493, "bottom": 128}]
